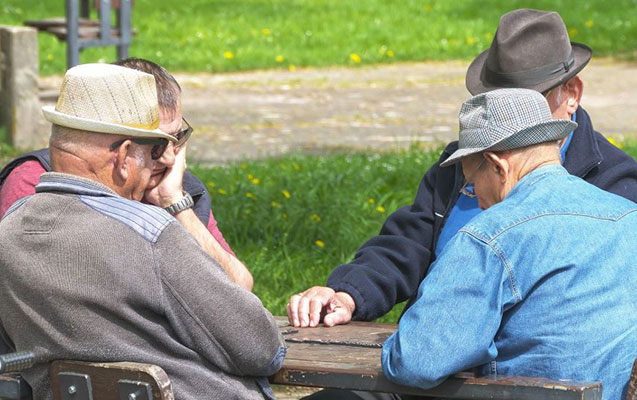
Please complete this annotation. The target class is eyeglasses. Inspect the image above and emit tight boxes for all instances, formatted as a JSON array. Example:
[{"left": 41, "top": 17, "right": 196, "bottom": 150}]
[
  {"left": 109, "top": 137, "right": 169, "bottom": 160},
  {"left": 459, "top": 158, "right": 485, "bottom": 198},
  {"left": 173, "top": 118, "right": 193, "bottom": 148}
]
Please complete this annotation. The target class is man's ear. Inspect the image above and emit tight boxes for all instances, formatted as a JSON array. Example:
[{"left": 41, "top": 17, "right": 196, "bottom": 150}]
[
  {"left": 484, "top": 151, "right": 509, "bottom": 183},
  {"left": 113, "top": 140, "right": 132, "bottom": 182},
  {"left": 564, "top": 76, "right": 583, "bottom": 115}
]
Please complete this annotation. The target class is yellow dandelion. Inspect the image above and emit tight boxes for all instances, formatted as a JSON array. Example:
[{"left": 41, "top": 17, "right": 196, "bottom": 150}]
[
  {"left": 315, "top": 240, "right": 325, "bottom": 248},
  {"left": 585, "top": 20, "right": 594, "bottom": 28},
  {"left": 47, "top": 53, "right": 54, "bottom": 61},
  {"left": 282, "top": 212, "right": 288, "bottom": 219},
  {"left": 262, "top": 28, "right": 271, "bottom": 35},
  {"left": 293, "top": 163, "right": 300, "bottom": 170},
  {"left": 241, "top": 164, "right": 248, "bottom": 170},
  {"left": 218, "top": 188, "right": 227, "bottom": 195},
  {"left": 568, "top": 27, "right": 578, "bottom": 37},
  {"left": 276, "top": 55, "right": 285, "bottom": 63},
  {"left": 376, "top": 205, "right": 386, "bottom": 213},
  {"left": 607, "top": 137, "right": 623, "bottom": 149},
  {"left": 251, "top": 178, "right": 261, "bottom": 185},
  {"left": 423, "top": 4, "right": 432, "bottom": 12},
  {"left": 223, "top": 51, "right": 234, "bottom": 59},
  {"left": 288, "top": 64, "right": 296, "bottom": 72},
  {"left": 207, "top": 181, "right": 216, "bottom": 188},
  {"left": 282, "top": 190, "right": 291, "bottom": 199},
  {"left": 349, "top": 53, "right": 362, "bottom": 63},
  {"left": 245, "top": 192, "right": 256, "bottom": 199},
  {"left": 247, "top": 173, "right": 254, "bottom": 180},
  {"left": 465, "top": 37, "right": 477, "bottom": 45},
  {"left": 271, "top": 201, "right": 281, "bottom": 208},
  {"left": 368, "top": 198, "right": 375, "bottom": 205},
  {"left": 386, "top": 49, "right": 394, "bottom": 58},
  {"left": 309, "top": 213, "right": 321, "bottom": 223}
]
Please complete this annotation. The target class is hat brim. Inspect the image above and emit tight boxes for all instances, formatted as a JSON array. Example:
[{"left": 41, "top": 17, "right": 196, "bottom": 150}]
[
  {"left": 42, "top": 106, "right": 177, "bottom": 142},
  {"left": 440, "top": 119, "right": 577, "bottom": 167},
  {"left": 465, "top": 42, "right": 593, "bottom": 95}
]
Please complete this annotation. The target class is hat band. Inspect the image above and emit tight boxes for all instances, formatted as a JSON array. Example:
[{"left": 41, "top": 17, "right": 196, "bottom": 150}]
[{"left": 484, "top": 51, "right": 575, "bottom": 88}]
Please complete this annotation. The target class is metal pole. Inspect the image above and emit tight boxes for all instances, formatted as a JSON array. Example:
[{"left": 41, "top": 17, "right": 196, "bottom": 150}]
[
  {"left": 117, "top": 0, "right": 131, "bottom": 60},
  {"left": 99, "top": 0, "right": 111, "bottom": 42},
  {"left": 66, "top": 0, "right": 80, "bottom": 68}
]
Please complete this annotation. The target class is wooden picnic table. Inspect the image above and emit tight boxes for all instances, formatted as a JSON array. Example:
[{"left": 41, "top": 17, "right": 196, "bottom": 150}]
[{"left": 270, "top": 317, "right": 602, "bottom": 400}]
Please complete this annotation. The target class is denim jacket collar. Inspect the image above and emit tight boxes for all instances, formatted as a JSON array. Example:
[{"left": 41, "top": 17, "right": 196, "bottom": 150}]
[{"left": 507, "top": 165, "right": 568, "bottom": 199}]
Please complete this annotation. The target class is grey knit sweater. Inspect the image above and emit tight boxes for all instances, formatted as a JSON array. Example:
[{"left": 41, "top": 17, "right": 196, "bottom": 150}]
[{"left": 0, "top": 173, "right": 285, "bottom": 399}]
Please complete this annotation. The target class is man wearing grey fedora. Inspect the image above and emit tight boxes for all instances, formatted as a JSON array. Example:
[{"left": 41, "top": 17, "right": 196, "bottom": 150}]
[
  {"left": 0, "top": 64, "right": 285, "bottom": 400},
  {"left": 289, "top": 8, "right": 637, "bottom": 332},
  {"left": 380, "top": 88, "right": 637, "bottom": 400}
]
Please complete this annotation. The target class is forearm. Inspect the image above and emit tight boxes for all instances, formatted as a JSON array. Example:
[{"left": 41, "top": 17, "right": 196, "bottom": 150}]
[{"left": 175, "top": 208, "right": 254, "bottom": 291}]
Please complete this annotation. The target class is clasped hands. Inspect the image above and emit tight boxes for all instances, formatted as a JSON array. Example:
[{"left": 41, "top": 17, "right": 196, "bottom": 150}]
[{"left": 287, "top": 286, "right": 356, "bottom": 327}]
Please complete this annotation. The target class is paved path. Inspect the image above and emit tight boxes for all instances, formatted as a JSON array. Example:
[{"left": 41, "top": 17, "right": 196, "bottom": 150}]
[{"left": 38, "top": 59, "right": 637, "bottom": 165}]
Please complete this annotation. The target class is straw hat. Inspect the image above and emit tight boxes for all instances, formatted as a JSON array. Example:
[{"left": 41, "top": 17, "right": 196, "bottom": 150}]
[
  {"left": 42, "top": 63, "right": 176, "bottom": 142},
  {"left": 440, "top": 88, "right": 577, "bottom": 167},
  {"left": 465, "top": 9, "right": 592, "bottom": 95}
]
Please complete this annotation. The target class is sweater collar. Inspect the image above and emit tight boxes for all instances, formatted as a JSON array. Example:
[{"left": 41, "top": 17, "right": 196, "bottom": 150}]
[{"left": 36, "top": 172, "right": 119, "bottom": 198}]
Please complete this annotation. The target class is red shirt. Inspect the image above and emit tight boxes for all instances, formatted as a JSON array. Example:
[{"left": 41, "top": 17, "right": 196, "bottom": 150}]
[{"left": 0, "top": 160, "right": 235, "bottom": 256}]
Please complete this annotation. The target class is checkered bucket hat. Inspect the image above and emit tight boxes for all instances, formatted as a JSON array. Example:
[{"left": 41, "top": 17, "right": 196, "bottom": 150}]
[{"left": 440, "top": 88, "right": 577, "bottom": 167}]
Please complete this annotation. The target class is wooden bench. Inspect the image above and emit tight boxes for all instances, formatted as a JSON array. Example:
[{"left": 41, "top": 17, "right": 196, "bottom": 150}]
[
  {"left": 24, "top": 0, "right": 134, "bottom": 68},
  {"left": 270, "top": 317, "right": 637, "bottom": 400},
  {"left": 0, "top": 352, "right": 173, "bottom": 400}
]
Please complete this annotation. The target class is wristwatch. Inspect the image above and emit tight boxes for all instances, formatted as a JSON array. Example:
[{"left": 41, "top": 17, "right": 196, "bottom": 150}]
[{"left": 164, "top": 191, "right": 194, "bottom": 215}]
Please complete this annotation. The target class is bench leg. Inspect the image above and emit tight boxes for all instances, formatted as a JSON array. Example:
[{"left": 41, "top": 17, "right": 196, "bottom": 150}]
[{"left": 66, "top": 0, "right": 80, "bottom": 68}]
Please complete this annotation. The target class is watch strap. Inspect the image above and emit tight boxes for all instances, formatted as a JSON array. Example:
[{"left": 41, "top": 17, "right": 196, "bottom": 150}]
[{"left": 164, "top": 191, "right": 194, "bottom": 215}]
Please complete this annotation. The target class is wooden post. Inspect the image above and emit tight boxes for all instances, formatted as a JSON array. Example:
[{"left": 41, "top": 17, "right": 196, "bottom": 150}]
[{"left": 0, "top": 25, "right": 41, "bottom": 149}]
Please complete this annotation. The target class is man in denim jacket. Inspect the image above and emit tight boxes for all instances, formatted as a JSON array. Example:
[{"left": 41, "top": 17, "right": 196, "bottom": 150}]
[{"left": 381, "top": 89, "right": 637, "bottom": 400}]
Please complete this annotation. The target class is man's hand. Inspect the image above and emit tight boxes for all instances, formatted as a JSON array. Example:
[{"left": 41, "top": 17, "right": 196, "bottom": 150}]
[
  {"left": 144, "top": 145, "right": 187, "bottom": 208},
  {"left": 287, "top": 286, "right": 356, "bottom": 328}
]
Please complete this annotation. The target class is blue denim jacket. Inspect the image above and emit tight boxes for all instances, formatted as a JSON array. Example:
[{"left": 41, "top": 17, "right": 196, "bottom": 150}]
[{"left": 382, "top": 165, "right": 637, "bottom": 400}]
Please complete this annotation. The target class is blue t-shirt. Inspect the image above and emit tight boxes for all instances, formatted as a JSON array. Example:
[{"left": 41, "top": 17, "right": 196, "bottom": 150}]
[{"left": 434, "top": 113, "right": 576, "bottom": 258}]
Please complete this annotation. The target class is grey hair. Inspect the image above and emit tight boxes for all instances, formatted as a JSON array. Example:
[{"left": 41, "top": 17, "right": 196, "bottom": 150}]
[{"left": 544, "top": 84, "right": 565, "bottom": 110}]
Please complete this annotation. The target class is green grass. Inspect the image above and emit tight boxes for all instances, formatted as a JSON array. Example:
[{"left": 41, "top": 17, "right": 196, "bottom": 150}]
[
  {"left": 1, "top": 0, "right": 636, "bottom": 76},
  {"left": 189, "top": 146, "right": 442, "bottom": 322},
  {"left": 1, "top": 142, "right": 636, "bottom": 322}
]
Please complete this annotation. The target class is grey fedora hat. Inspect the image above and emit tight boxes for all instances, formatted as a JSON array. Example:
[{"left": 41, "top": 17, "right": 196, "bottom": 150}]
[
  {"left": 440, "top": 88, "right": 577, "bottom": 167},
  {"left": 466, "top": 9, "right": 592, "bottom": 95}
]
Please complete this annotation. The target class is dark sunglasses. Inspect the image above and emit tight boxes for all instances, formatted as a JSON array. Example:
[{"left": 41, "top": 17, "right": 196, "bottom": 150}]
[
  {"left": 109, "top": 137, "right": 169, "bottom": 160},
  {"left": 173, "top": 118, "right": 193, "bottom": 148}
]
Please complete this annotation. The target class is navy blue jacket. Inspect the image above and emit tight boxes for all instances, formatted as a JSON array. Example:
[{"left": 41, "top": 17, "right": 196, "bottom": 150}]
[
  {"left": 328, "top": 107, "right": 637, "bottom": 321},
  {"left": 0, "top": 148, "right": 213, "bottom": 227}
]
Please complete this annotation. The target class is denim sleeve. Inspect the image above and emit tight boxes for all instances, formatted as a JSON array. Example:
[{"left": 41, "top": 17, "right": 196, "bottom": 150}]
[{"left": 381, "top": 231, "right": 517, "bottom": 389}]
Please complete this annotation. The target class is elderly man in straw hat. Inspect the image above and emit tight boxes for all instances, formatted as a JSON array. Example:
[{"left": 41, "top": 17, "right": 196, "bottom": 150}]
[
  {"left": 288, "top": 8, "right": 637, "bottom": 334},
  {"left": 0, "top": 64, "right": 285, "bottom": 400},
  {"left": 0, "top": 57, "right": 253, "bottom": 291},
  {"left": 380, "top": 88, "right": 637, "bottom": 400}
]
